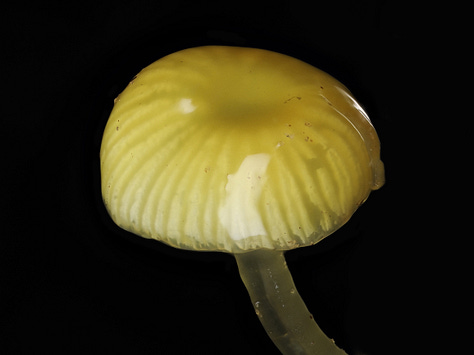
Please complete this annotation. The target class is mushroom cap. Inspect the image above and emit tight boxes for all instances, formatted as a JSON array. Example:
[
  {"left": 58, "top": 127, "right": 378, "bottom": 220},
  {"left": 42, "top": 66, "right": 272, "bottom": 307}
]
[{"left": 100, "top": 46, "right": 384, "bottom": 254}]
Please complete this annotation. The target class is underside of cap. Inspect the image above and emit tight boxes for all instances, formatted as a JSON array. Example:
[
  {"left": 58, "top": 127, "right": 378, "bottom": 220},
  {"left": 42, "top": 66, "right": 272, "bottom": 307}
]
[{"left": 100, "top": 46, "right": 384, "bottom": 254}]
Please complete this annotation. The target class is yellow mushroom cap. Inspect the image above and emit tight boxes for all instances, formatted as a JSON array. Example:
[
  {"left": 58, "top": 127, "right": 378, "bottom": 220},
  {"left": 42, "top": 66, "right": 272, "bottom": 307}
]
[{"left": 100, "top": 46, "right": 384, "bottom": 253}]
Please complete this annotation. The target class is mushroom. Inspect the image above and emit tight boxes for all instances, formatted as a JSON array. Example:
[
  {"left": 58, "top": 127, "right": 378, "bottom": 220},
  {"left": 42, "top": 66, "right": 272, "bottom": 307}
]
[{"left": 100, "top": 46, "right": 384, "bottom": 354}]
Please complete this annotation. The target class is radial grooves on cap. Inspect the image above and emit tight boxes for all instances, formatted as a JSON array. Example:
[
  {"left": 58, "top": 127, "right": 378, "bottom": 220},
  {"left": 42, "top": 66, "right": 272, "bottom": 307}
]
[
  {"left": 152, "top": 126, "right": 208, "bottom": 245},
  {"left": 104, "top": 56, "right": 207, "bottom": 231},
  {"left": 177, "top": 127, "right": 216, "bottom": 246},
  {"left": 101, "top": 47, "right": 377, "bottom": 253},
  {"left": 267, "top": 150, "right": 308, "bottom": 248},
  {"left": 259, "top": 117, "right": 368, "bottom": 249},
  {"left": 116, "top": 116, "right": 200, "bottom": 228},
  {"left": 103, "top": 107, "right": 371, "bottom": 252}
]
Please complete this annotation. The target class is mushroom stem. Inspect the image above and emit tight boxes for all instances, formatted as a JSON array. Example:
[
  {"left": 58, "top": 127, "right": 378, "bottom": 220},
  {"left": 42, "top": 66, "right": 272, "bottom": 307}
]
[{"left": 235, "top": 250, "right": 347, "bottom": 355}]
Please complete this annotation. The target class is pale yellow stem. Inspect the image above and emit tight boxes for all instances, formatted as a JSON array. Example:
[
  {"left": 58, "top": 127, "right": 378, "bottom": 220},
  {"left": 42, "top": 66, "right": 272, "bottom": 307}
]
[{"left": 235, "top": 250, "right": 347, "bottom": 355}]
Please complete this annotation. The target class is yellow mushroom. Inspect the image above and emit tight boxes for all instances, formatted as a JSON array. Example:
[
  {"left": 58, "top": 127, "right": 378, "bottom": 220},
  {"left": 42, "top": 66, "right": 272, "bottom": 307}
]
[{"left": 100, "top": 46, "right": 384, "bottom": 354}]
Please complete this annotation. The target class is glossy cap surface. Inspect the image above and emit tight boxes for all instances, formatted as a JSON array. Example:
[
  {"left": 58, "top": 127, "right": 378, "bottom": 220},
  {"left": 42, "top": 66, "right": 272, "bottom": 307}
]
[{"left": 100, "top": 46, "right": 384, "bottom": 253}]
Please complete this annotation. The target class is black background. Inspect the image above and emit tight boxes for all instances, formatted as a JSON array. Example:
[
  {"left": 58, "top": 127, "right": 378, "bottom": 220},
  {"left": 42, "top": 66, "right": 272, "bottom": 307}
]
[{"left": 1, "top": 1, "right": 468, "bottom": 354}]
